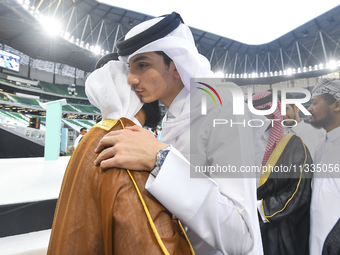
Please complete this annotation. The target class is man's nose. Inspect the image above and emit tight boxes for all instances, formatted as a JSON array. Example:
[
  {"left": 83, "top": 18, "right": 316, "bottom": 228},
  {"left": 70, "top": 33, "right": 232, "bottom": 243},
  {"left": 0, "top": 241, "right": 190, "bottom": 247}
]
[
  {"left": 127, "top": 72, "right": 139, "bottom": 86},
  {"left": 307, "top": 105, "right": 312, "bottom": 113}
]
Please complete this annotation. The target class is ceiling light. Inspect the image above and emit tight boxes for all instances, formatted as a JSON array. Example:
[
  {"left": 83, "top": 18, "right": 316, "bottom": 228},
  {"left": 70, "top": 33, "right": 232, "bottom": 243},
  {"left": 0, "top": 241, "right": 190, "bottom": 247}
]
[
  {"left": 41, "top": 17, "right": 62, "bottom": 36},
  {"left": 214, "top": 71, "right": 224, "bottom": 77},
  {"left": 328, "top": 60, "right": 337, "bottom": 69}
]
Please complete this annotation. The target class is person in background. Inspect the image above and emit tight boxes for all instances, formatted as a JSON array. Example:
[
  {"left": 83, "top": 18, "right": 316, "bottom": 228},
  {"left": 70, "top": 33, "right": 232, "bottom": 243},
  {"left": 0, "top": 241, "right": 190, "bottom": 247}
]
[
  {"left": 308, "top": 78, "right": 340, "bottom": 255},
  {"left": 282, "top": 92, "right": 325, "bottom": 159},
  {"left": 72, "top": 127, "right": 87, "bottom": 153},
  {"left": 157, "top": 127, "right": 162, "bottom": 142},
  {"left": 251, "top": 90, "right": 313, "bottom": 255}
]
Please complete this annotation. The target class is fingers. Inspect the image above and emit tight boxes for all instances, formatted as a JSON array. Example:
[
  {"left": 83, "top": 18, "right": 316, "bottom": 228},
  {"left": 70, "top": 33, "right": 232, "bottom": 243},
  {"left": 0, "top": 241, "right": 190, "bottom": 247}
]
[
  {"left": 125, "top": 125, "right": 144, "bottom": 132},
  {"left": 94, "top": 146, "right": 116, "bottom": 166},
  {"left": 99, "top": 158, "right": 116, "bottom": 171},
  {"left": 94, "top": 130, "right": 124, "bottom": 153}
]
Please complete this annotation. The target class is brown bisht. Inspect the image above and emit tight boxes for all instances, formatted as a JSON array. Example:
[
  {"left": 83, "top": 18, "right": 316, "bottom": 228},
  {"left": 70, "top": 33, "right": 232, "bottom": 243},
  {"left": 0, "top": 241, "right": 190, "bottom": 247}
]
[{"left": 47, "top": 118, "right": 194, "bottom": 255}]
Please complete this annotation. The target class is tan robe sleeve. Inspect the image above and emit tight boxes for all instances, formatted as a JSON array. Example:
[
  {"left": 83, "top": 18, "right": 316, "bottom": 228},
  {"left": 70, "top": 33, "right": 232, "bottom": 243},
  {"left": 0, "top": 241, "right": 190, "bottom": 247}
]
[{"left": 47, "top": 118, "right": 192, "bottom": 255}]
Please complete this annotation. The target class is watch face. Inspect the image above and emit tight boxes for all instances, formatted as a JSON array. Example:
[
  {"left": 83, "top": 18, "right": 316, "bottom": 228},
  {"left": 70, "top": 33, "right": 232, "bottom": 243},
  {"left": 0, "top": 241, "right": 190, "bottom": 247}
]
[{"left": 157, "top": 146, "right": 170, "bottom": 167}]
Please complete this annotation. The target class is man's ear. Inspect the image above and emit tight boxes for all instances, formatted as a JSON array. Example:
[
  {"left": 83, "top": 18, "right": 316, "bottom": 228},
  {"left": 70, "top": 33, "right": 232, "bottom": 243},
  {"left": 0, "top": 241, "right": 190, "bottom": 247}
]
[
  {"left": 170, "top": 61, "right": 181, "bottom": 79},
  {"left": 334, "top": 100, "right": 340, "bottom": 112}
]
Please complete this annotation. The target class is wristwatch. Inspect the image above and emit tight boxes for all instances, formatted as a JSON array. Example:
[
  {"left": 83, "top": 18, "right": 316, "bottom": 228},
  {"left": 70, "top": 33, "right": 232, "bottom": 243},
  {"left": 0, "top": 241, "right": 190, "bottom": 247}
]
[{"left": 150, "top": 145, "right": 171, "bottom": 178}]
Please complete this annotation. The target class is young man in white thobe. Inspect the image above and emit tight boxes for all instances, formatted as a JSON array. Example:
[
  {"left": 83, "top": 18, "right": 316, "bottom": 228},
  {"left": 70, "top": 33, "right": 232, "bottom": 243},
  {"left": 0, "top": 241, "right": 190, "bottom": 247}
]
[
  {"left": 94, "top": 12, "right": 263, "bottom": 255},
  {"left": 308, "top": 78, "right": 340, "bottom": 255}
]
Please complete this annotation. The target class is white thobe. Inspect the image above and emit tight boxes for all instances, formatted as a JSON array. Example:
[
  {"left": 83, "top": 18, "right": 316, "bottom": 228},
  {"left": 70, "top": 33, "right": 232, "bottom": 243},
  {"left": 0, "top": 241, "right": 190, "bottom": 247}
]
[
  {"left": 73, "top": 134, "right": 84, "bottom": 149},
  {"left": 310, "top": 126, "right": 340, "bottom": 255},
  {"left": 146, "top": 88, "right": 263, "bottom": 255},
  {"left": 284, "top": 120, "right": 325, "bottom": 160}
]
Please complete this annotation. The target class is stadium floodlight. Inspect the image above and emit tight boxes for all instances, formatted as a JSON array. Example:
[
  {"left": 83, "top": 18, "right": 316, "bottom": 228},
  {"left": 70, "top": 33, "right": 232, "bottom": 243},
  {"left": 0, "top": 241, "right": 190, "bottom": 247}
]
[
  {"left": 314, "top": 65, "right": 318, "bottom": 71},
  {"left": 22, "top": 0, "right": 30, "bottom": 9},
  {"left": 63, "top": 31, "right": 70, "bottom": 40},
  {"left": 328, "top": 60, "right": 337, "bottom": 69},
  {"left": 214, "top": 71, "right": 224, "bottom": 77},
  {"left": 40, "top": 17, "right": 62, "bottom": 36},
  {"left": 287, "top": 68, "right": 292, "bottom": 75},
  {"left": 93, "top": 45, "right": 101, "bottom": 55},
  {"left": 319, "top": 63, "right": 324, "bottom": 70}
]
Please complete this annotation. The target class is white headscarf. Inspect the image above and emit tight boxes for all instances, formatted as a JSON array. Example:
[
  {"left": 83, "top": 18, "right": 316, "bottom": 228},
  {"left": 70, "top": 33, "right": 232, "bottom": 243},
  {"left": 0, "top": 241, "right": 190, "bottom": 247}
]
[
  {"left": 312, "top": 78, "right": 340, "bottom": 100},
  {"left": 85, "top": 60, "right": 143, "bottom": 125},
  {"left": 120, "top": 17, "right": 214, "bottom": 92},
  {"left": 119, "top": 16, "right": 214, "bottom": 142}
]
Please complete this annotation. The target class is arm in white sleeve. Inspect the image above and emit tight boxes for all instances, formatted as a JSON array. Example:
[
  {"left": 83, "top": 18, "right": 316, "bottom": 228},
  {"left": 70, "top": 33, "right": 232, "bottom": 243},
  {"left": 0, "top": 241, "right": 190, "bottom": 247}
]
[{"left": 146, "top": 146, "right": 257, "bottom": 255}]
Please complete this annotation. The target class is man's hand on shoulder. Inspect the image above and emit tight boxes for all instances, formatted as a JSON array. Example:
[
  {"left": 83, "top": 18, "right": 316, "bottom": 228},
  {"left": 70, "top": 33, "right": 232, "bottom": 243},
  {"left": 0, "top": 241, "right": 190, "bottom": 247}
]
[{"left": 94, "top": 125, "right": 168, "bottom": 171}]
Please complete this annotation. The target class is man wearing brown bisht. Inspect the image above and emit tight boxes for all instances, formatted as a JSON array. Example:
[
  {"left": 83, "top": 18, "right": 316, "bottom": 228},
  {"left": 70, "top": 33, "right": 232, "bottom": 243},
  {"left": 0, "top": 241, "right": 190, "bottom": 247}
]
[{"left": 47, "top": 54, "right": 193, "bottom": 255}]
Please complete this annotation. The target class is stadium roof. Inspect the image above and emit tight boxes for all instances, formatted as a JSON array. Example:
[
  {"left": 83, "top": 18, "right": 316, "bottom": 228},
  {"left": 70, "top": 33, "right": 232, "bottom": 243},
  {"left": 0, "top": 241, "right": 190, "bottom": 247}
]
[{"left": 0, "top": 0, "right": 340, "bottom": 79}]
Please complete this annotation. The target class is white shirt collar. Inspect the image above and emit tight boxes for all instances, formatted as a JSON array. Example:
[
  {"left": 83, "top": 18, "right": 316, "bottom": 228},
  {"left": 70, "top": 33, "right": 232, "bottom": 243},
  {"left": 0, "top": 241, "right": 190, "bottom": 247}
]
[
  {"left": 326, "top": 126, "right": 340, "bottom": 143},
  {"left": 289, "top": 119, "right": 305, "bottom": 134},
  {"left": 167, "top": 88, "right": 189, "bottom": 119}
]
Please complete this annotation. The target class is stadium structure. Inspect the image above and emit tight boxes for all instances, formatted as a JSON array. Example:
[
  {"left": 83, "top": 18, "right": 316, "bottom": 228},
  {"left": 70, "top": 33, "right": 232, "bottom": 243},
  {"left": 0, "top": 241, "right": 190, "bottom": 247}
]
[{"left": 0, "top": 0, "right": 340, "bottom": 254}]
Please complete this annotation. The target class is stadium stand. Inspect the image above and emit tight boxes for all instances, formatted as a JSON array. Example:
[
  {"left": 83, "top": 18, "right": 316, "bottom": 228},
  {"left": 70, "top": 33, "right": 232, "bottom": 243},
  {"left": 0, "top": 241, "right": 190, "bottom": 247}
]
[
  {"left": 39, "top": 81, "right": 69, "bottom": 96},
  {"left": 70, "top": 104, "right": 100, "bottom": 114},
  {"left": 9, "top": 95, "right": 40, "bottom": 106},
  {"left": 62, "top": 118, "right": 95, "bottom": 132}
]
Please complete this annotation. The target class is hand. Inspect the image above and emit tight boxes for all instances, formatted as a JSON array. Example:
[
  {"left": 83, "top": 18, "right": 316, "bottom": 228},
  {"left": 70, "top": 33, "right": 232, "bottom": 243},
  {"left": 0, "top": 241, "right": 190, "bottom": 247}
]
[{"left": 94, "top": 125, "right": 168, "bottom": 171}]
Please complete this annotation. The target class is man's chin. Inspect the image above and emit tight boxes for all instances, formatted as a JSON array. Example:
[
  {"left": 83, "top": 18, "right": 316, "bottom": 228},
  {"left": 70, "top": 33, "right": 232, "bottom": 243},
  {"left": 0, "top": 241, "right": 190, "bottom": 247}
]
[{"left": 309, "top": 119, "right": 324, "bottom": 129}]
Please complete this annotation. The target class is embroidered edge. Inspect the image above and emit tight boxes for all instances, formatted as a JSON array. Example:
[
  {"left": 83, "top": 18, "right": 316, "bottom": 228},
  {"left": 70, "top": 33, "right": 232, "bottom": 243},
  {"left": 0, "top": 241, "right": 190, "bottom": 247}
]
[
  {"left": 95, "top": 119, "right": 119, "bottom": 131},
  {"left": 264, "top": 136, "right": 308, "bottom": 219},
  {"left": 258, "top": 134, "right": 294, "bottom": 187}
]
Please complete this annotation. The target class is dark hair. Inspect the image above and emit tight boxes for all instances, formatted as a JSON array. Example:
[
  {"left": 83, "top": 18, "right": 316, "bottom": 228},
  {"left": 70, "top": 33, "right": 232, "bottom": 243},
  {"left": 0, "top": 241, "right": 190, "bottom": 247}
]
[
  {"left": 142, "top": 100, "right": 162, "bottom": 130},
  {"left": 283, "top": 92, "right": 296, "bottom": 108},
  {"left": 95, "top": 53, "right": 119, "bottom": 70},
  {"left": 155, "top": 51, "right": 172, "bottom": 66},
  {"left": 80, "top": 127, "right": 87, "bottom": 132},
  {"left": 321, "top": 93, "right": 337, "bottom": 105}
]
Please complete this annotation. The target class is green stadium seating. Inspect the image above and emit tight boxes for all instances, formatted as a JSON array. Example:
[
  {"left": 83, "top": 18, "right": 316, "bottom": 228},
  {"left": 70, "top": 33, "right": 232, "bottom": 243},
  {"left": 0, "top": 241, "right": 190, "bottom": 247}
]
[
  {"left": 39, "top": 81, "right": 68, "bottom": 95},
  {"left": 9, "top": 95, "right": 40, "bottom": 106},
  {"left": 62, "top": 105, "right": 78, "bottom": 112},
  {"left": 71, "top": 104, "right": 100, "bottom": 114}
]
